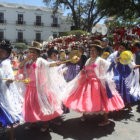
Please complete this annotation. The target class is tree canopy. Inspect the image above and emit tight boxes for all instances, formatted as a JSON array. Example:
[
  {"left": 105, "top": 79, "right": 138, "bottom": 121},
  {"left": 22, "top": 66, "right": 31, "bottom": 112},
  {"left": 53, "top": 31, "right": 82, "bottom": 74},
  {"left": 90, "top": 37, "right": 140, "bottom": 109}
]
[
  {"left": 43, "top": 0, "right": 106, "bottom": 32},
  {"left": 97, "top": 0, "right": 140, "bottom": 21},
  {"left": 14, "top": 43, "right": 28, "bottom": 51}
]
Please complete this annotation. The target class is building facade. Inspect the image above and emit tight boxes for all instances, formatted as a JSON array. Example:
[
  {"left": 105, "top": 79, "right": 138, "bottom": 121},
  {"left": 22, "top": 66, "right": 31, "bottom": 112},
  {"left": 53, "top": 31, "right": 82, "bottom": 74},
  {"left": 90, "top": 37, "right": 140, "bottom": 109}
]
[{"left": 0, "top": 2, "right": 72, "bottom": 44}]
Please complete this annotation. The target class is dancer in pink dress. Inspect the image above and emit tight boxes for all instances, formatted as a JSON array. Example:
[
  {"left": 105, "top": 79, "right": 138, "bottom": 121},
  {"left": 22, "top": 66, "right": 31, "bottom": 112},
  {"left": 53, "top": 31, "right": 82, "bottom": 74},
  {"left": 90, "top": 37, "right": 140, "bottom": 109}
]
[
  {"left": 18, "top": 42, "right": 64, "bottom": 132},
  {"left": 64, "top": 44, "right": 125, "bottom": 126}
]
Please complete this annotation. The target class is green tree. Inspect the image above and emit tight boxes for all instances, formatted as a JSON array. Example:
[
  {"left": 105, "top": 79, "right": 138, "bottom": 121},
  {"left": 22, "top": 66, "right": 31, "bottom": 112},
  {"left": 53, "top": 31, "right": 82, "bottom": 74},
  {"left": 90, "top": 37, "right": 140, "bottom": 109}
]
[
  {"left": 14, "top": 43, "right": 28, "bottom": 52},
  {"left": 43, "top": 0, "right": 105, "bottom": 32},
  {"left": 97, "top": 0, "right": 140, "bottom": 21}
]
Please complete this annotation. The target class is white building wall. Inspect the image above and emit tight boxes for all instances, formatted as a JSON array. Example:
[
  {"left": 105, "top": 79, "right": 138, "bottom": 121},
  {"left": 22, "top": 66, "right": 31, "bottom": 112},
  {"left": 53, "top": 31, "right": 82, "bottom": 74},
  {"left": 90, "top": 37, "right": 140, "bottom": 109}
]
[
  {"left": 60, "top": 16, "right": 72, "bottom": 32},
  {"left": 0, "top": 2, "right": 72, "bottom": 44}
]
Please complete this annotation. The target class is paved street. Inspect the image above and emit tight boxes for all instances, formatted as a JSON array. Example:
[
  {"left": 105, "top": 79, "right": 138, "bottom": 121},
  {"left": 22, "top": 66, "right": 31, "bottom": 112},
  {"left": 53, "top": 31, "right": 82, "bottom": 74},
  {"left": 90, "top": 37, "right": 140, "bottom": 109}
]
[{"left": 1, "top": 102, "right": 140, "bottom": 140}]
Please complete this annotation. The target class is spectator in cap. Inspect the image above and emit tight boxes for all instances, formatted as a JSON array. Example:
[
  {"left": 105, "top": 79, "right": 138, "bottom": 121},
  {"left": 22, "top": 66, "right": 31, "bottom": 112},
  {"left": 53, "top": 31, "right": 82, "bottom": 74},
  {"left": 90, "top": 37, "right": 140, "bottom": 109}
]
[{"left": 102, "top": 37, "right": 114, "bottom": 54}]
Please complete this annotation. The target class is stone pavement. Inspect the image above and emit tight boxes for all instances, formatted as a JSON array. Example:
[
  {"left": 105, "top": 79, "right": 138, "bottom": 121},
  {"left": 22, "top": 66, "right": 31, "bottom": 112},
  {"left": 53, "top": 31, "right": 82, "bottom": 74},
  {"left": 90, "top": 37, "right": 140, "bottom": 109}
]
[{"left": 1, "top": 102, "right": 140, "bottom": 140}]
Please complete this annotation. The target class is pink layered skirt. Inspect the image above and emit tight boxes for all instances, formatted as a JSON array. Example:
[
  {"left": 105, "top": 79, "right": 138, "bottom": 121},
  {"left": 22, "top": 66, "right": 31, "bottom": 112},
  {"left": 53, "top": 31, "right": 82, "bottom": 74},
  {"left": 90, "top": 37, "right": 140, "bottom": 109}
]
[
  {"left": 23, "top": 84, "right": 63, "bottom": 122},
  {"left": 64, "top": 70, "right": 124, "bottom": 113},
  {"left": 19, "top": 63, "right": 63, "bottom": 123}
]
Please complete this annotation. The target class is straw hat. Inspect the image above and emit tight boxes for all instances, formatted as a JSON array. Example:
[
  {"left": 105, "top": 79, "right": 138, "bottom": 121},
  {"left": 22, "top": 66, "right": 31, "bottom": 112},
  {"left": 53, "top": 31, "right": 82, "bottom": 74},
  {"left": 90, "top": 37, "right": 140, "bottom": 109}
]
[
  {"left": 29, "top": 41, "right": 41, "bottom": 51},
  {"left": 89, "top": 44, "right": 103, "bottom": 49}
]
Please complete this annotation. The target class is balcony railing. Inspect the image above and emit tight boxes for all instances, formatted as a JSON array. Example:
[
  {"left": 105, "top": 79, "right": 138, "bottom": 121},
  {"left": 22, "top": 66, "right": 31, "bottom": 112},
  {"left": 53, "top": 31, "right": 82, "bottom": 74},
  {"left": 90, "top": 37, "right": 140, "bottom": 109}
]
[
  {"left": 51, "top": 23, "right": 60, "bottom": 27},
  {"left": 0, "top": 20, "right": 6, "bottom": 24},
  {"left": 34, "top": 22, "right": 44, "bottom": 26},
  {"left": 16, "top": 21, "right": 26, "bottom": 25},
  {"left": 16, "top": 39, "right": 26, "bottom": 43}
]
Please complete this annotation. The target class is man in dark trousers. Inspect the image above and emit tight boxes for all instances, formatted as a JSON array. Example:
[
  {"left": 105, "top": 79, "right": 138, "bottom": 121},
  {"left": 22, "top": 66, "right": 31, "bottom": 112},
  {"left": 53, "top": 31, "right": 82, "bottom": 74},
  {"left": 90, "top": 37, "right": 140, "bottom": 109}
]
[{"left": 79, "top": 46, "right": 88, "bottom": 70}]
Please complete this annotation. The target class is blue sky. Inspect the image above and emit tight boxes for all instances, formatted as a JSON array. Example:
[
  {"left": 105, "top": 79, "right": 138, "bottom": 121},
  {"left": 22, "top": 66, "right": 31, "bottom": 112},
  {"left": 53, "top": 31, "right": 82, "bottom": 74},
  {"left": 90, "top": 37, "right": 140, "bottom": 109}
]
[
  {"left": 0, "top": 0, "right": 45, "bottom": 6},
  {"left": 0, "top": 0, "right": 105, "bottom": 23}
]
